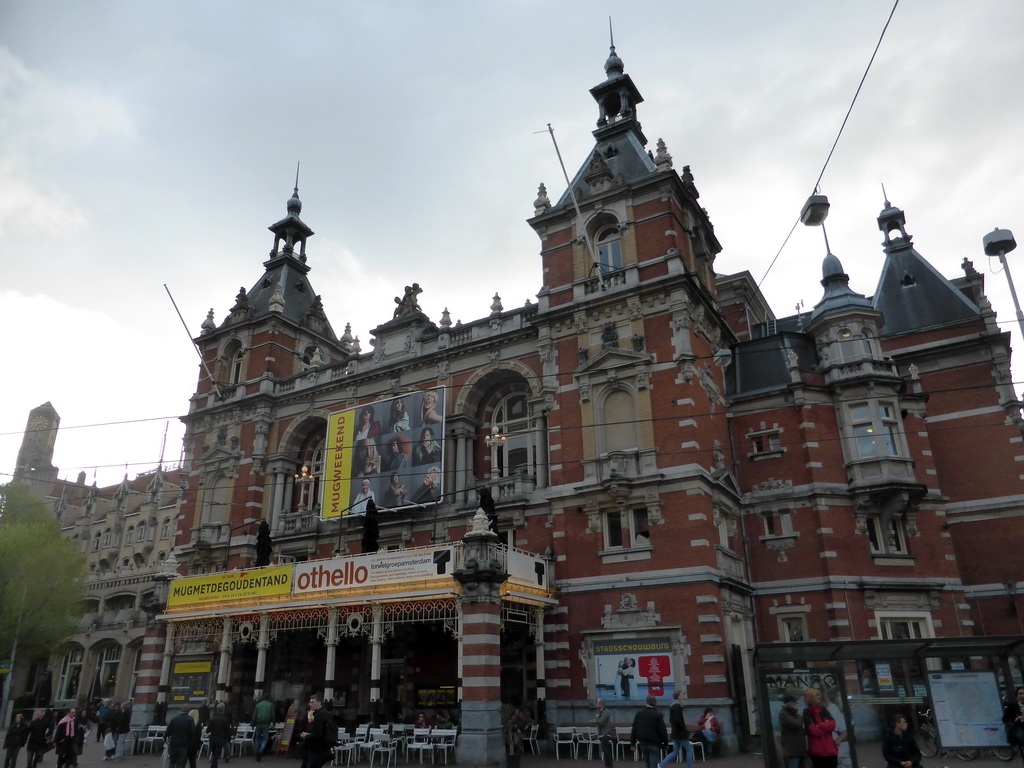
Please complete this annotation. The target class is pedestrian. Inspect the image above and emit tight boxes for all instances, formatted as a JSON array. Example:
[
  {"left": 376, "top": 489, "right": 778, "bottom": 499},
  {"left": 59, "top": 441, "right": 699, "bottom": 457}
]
[
  {"left": 659, "top": 690, "right": 692, "bottom": 768},
  {"left": 803, "top": 688, "right": 838, "bottom": 768},
  {"left": 54, "top": 709, "right": 84, "bottom": 768},
  {"left": 113, "top": 702, "right": 132, "bottom": 760},
  {"left": 165, "top": 707, "right": 197, "bottom": 768},
  {"left": 3, "top": 712, "right": 29, "bottom": 768},
  {"left": 186, "top": 709, "right": 202, "bottom": 768},
  {"left": 593, "top": 698, "right": 614, "bottom": 768},
  {"left": 631, "top": 695, "right": 668, "bottom": 768},
  {"left": 509, "top": 708, "right": 532, "bottom": 754},
  {"left": 779, "top": 694, "right": 807, "bottom": 768},
  {"left": 299, "top": 694, "right": 331, "bottom": 768},
  {"left": 98, "top": 700, "right": 111, "bottom": 744},
  {"left": 1004, "top": 687, "right": 1024, "bottom": 754},
  {"left": 207, "top": 703, "right": 232, "bottom": 768},
  {"left": 251, "top": 695, "right": 275, "bottom": 762},
  {"left": 26, "top": 710, "right": 51, "bottom": 768}
]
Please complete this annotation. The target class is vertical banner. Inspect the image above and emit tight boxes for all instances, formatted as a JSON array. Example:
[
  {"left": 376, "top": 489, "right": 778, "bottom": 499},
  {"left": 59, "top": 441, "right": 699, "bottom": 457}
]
[
  {"left": 321, "top": 388, "right": 445, "bottom": 518},
  {"left": 593, "top": 638, "right": 673, "bottom": 701}
]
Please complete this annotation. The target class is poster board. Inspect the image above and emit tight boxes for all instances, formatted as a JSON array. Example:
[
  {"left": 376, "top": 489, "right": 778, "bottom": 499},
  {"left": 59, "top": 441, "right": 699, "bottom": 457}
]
[
  {"left": 928, "top": 671, "right": 1006, "bottom": 748},
  {"left": 593, "top": 636, "right": 673, "bottom": 701},
  {"left": 322, "top": 389, "right": 446, "bottom": 519},
  {"left": 276, "top": 701, "right": 301, "bottom": 756}
]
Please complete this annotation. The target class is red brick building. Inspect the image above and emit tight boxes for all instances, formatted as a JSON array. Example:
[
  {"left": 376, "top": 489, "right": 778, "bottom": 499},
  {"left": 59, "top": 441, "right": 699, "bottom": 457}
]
[{"left": 13, "top": 43, "right": 1023, "bottom": 760}]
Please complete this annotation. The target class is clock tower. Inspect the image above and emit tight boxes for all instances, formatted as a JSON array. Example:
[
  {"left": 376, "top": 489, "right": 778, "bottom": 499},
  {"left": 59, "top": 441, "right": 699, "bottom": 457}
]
[{"left": 14, "top": 401, "right": 60, "bottom": 485}]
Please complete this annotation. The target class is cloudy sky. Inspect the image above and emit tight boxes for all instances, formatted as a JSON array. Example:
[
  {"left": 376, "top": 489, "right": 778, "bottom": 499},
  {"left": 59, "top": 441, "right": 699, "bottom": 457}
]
[{"left": 1, "top": 0, "right": 1022, "bottom": 487}]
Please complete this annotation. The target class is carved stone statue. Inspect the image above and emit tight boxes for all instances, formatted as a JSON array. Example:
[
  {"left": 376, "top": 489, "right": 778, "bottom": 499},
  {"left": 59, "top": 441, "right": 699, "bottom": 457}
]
[{"left": 393, "top": 283, "right": 423, "bottom": 318}]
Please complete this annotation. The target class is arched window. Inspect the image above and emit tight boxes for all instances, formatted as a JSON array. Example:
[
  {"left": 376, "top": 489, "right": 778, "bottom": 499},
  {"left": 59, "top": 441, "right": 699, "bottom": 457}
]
[
  {"left": 102, "top": 528, "right": 112, "bottom": 547},
  {"left": 202, "top": 475, "right": 229, "bottom": 526},
  {"left": 136, "top": 521, "right": 147, "bottom": 542},
  {"left": 125, "top": 526, "right": 134, "bottom": 545},
  {"left": 293, "top": 436, "right": 326, "bottom": 513},
  {"left": 93, "top": 531, "right": 101, "bottom": 552},
  {"left": 161, "top": 518, "right": 171, "bottom": 539},
  {"left": 597, "top": 227, "right": 622, "bottom": 275},
  {"left": 221, "top": 340, "right": 245, "bottom": 385},
  {"left": 490, "top": 393, "right": 531, "bottom": 477}
]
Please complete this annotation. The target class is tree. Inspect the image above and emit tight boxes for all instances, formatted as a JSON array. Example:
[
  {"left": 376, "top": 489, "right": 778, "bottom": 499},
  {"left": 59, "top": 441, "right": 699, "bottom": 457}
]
[{"left": 0, "top": 483, "right": 87, "bottom": 661}]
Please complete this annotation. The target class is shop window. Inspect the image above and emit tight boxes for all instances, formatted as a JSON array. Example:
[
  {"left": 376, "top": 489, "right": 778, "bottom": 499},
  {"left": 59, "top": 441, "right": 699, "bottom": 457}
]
[
  {"left": 597, "top": 228, "right": 623, "bottom": 275},
  {"left": 848, "top": 401, "right": 901, "bottom": 458},
  {"left": 57, "top": 648, "right": 84, "bottom": 700},
  {"left": 604, "top": 507, "right": 650, "bottom": 550}
]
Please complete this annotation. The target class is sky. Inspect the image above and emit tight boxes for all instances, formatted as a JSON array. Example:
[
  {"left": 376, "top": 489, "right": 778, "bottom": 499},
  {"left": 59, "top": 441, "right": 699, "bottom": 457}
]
[{"left": 1, "top": 0, "right": 1022, "bottom": 488}]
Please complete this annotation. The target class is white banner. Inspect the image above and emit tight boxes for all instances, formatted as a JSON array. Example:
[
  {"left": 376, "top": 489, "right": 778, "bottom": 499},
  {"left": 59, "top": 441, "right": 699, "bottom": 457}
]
[{"left": 292, "top": 548, "right": 455, "bottom": 594}]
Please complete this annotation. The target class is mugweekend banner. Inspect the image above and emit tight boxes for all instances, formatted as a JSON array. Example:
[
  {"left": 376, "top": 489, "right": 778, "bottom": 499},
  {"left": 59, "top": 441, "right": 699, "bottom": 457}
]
[{"left": 322, "top": 389, "right": 446, "bottom": 518}]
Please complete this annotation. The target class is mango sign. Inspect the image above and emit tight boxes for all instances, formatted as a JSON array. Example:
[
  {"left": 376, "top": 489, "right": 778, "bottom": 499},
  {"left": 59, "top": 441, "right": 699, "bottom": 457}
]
[{"left": 167, "top": 566, "right": 292, "bottom": 608}]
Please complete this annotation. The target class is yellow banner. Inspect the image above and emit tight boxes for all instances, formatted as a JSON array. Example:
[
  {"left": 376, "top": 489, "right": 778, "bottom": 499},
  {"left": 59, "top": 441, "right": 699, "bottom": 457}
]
[
  {"left": 167, "top": 566, "right": 292, "bottom": 607},
  {"left": 173, "top": 661, "right": 212, "bottom": 674},
  {"left": 322, "top": 408, "right": 356, "bottom": 518}
]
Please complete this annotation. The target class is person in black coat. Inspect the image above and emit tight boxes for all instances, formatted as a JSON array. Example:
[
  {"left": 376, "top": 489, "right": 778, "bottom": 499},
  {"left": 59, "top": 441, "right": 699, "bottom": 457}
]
[
  {"left": 882, "top": 715, "right": 922, "bottom": 768},
  {"left": 165, "top": 708, "right": 197, "bottom": 768},
  {"left": 1005, "top": 687, "right": 1024, "bottom": 751},
  {"left": 3, "top": 713, "right": 29, "bottom": 768},
  {"left": 631, "top": 695, "right": 668, "bottom": 768},
  {"left": 26, "top": 710, "right": 52, "bottom": 768},
  {"left": 207, "top": 703, "right": 233, "bottom": 768}
]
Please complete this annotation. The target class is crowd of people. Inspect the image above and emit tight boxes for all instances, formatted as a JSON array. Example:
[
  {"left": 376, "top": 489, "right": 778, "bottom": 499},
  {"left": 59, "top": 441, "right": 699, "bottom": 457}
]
[{"left": 2, "top": 699, "right": 134, "bottom": 768}]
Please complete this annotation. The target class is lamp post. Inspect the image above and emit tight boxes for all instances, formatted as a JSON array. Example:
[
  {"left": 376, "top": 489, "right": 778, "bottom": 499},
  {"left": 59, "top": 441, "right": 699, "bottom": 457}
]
[
  {"left": 484, "top": 426, "right": 506, "bottom": 480},
  {"left": 983, "top": 228, "right": 1023, "bottom": 341}
]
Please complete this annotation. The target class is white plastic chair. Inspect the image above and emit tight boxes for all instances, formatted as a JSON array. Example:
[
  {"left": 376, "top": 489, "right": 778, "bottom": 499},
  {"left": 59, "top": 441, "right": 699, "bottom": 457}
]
[
  {"left": 553, "top": 727, "right": 576, "bottom": 760},
  {"left": 406, "top": 728, "right": 434, "bottom": 764}
]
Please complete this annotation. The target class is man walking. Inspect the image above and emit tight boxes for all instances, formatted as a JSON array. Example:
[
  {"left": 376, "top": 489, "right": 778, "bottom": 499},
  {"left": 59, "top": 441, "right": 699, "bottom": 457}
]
[
  {"left": 659, "top": 690, "right": 692, "bottom": 768},
  {"left": 208, "top": 703, "right": 232, "bottom": 768},
  {"left": 166, "top": 707, "right": 197, "bottom": 768},
  {"left": 593, "top": 699, "right": 614, "bottom": 768},
  {"left": 299, "top": 695, "right": 332, "bottom": 768},
  {"left": 631, "top": 695, "right": 668, "bottom": 768},
  {"left": 251, "top": 696, "right": 275, "bottom": 762},
  {"left": 779, "top": 694, "right": 807, "bottom": 768}
]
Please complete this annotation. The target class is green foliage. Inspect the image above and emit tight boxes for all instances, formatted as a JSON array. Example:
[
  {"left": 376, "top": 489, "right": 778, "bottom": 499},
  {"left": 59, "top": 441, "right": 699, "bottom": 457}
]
[{"left": 0, "top": 483, "right": 87, "bottom": 659}]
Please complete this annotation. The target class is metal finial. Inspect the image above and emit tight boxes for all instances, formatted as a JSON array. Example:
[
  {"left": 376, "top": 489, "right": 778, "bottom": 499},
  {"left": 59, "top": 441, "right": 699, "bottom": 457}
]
[
  {"left": 881, "top": 181, "right": 890, "bottom": 208},
  {"left": 294, "top": 161, "right": 301, "bottom": 194},
  {"left": 609, "top": 17, "right": 614, "bottom": 49}
]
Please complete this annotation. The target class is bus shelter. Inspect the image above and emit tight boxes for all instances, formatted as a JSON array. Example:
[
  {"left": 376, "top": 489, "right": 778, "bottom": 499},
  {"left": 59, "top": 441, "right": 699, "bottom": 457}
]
[{"left": 753, "top": 636, "right": 1024, "bottom": 768}]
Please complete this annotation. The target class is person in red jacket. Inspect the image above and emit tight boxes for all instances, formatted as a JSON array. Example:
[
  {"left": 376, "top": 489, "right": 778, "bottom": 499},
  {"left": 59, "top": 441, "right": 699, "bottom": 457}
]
[{"left": 803, "top": 688, "right": 838, "bottom": 768}]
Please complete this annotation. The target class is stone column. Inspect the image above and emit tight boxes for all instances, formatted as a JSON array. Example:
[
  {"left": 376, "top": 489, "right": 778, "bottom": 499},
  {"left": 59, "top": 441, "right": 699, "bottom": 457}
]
[
  {"left": 253, "top": 614, "right": 270, "bottom": 700},
  {"left": 323, "top": 609, "right": 339, "bottom": 704},
  {"left": 368, "top": 604, "right": 384, "bottom": 725},
  {"left": 453, "top": 509, "right": 509, "bottom": 766},
  {"left": 155, "top": 623, "right": 176, "bottom": 724},
  {"left": 215, "top": 616, "right": 233, "bottom": 703}
]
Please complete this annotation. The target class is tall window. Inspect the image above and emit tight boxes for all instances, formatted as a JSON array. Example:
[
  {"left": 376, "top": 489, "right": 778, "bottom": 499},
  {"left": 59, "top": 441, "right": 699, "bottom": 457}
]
[
  {"left": 603, "top": 390, "right": 637, "bottom": 453},
  {"left": 491, "top": 394, "right": 530, "bottom": 477},
  {"left": 102, "top": 528, "right": 112, "bottom": 547},
  {"left": 849, "top": 401, "right": 900, "bottom": 458},
  {"left": 161, "top": 518, "right": 171, "bottom": 539},
  {"left": 125, "top": 526, "right": 134, "bottom": 545},
  {"left": 57, "top": 648, "right": 84, "bottom": 700},
  {"left": 604, "top": 507, "right": 650, "bottom": 550},
  {"left": 866, "top": 514, "right": 908, "bottom": 555},
  {"left": 836, "top": 328, "right": 873, "bottom": 361},
  {"left": 93, "top": 532, "right": 101, "bottom": 552},
  {"left": 136, "top": 521, "right": 147, "bottom": 542},
  {"left": 90, "top": 645, "right": 121, "bottom": 699},
  {"left": 877, "top": 615, "right": 931, "bottom": 640},
  {"left": 597, "top": 228, "right": 622, "bottom": 275}
]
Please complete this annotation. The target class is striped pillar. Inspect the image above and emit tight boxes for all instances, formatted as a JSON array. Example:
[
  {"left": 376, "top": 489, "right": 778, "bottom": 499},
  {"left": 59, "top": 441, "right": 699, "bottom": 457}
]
[{"left": 453, "top": 509, "right": 508, "bottom": 766}]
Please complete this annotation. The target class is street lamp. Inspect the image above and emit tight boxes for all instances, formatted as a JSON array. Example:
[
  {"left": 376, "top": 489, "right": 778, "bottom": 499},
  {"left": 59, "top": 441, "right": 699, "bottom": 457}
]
[
  {"left": 485, "top": 426, "right": 506, "bottom": 480},
  {"left": 983, "top": 228, "right": 1023, "bottom": 341}
]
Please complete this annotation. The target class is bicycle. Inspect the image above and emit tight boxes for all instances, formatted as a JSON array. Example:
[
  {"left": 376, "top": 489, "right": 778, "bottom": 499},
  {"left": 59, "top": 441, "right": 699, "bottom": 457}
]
[
  {"left": 950, "top": 746, "right": 1015, "bottom": 761},
  {"left": 917, "top": 709, "right": 941, "bottom": 759}
]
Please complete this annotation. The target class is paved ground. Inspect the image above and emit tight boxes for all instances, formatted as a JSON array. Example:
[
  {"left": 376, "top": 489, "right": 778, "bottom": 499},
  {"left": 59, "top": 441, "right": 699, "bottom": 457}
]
[{"left": 6, "top": 736, "right": 1021, "bottom": 768}]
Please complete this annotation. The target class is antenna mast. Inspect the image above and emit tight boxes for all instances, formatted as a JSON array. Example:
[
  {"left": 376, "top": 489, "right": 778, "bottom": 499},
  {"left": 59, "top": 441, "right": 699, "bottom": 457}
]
[
  {"left": 544, "top": 124, "right": 601, "bottom": 274},
  {"left": 164, "top": 284, "right": 224, "bottom": 399}
]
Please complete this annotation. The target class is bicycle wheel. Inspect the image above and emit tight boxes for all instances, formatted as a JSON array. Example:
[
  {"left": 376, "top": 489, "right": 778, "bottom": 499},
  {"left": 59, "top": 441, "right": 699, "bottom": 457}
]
[
  {"left": 920, "top": 729, "right": 940, "bottom": 758},
  {"left": 992, "top": 746, "right": 1015, "bottom": 761},
  {"left": 953, "top": 748, "right": 978, "bottom": 760}
]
